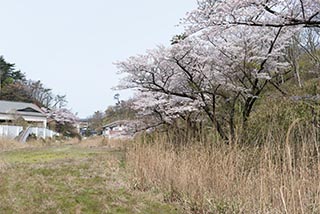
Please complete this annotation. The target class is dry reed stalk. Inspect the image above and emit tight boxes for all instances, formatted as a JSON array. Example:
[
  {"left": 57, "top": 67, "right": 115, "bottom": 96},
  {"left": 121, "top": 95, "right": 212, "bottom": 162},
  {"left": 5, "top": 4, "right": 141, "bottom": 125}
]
[{"left": 126, "top": 125, "right": 320, "bottom": 213}]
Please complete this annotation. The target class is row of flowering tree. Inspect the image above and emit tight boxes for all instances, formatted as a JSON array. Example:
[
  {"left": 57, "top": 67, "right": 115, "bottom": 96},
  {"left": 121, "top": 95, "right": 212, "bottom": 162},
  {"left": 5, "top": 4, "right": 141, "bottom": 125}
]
[{"left": 117, "top": 0, "right": 320, "bottom": 143}]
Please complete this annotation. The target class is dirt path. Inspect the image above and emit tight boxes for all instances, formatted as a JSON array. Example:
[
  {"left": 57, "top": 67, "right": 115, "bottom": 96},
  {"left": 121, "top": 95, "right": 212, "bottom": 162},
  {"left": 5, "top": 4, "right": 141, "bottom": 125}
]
[{"left": 0, "top": 145, "right": 181, "bottom": 214}]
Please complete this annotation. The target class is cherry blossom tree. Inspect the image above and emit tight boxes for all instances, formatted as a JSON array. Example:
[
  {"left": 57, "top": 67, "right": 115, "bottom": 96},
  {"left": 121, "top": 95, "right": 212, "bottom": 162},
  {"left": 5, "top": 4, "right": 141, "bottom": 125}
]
[
  {"left": 47, "top": 108, "right": 78, "bottom": 126},
  {"left": 184, "top": 0, "right": 320, "bottom": 31},
  {"left": 183, "top": 0, "right": 320, "bottom": 138},
  {"left": 44, "top": 108, "right": 79, "bottom": 137},
  {"left": 117, "top": 0, "right": 320, "bottom": 142}
]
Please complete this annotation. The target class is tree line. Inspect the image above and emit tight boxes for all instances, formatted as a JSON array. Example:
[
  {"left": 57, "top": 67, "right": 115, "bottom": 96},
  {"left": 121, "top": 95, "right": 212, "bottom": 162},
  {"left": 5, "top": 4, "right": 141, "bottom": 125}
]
[
  {"left": 0, "top": 56, "right": 66, "bottom": 108},
  {"left": 0, "top": 56, "right": 78, "bottom": 137}
]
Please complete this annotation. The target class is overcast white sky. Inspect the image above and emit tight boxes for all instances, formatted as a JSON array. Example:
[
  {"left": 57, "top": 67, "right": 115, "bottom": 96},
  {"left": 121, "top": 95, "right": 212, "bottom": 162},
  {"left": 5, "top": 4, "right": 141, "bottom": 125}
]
[{"left": 0, "top": 0, "right": 197, "bottom": 118}]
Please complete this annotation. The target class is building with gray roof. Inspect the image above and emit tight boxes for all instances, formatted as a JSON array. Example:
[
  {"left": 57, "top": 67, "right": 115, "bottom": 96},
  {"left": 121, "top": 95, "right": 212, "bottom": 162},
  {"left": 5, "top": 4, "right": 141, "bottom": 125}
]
[{"left": 0, "top": 100, "right": 47, "bottom": 127}]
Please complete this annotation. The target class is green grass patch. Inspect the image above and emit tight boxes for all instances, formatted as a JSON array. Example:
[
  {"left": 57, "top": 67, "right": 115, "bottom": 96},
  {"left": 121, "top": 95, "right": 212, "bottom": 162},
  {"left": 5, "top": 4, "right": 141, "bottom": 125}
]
[{"left": 0, "top": 145, "right": 181, "bottom": 214}]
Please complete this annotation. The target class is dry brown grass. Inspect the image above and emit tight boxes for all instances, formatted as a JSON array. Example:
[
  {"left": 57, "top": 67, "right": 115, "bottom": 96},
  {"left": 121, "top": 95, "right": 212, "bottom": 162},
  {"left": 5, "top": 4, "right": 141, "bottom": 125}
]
[
  {"left": 0, "top": 137, "right": 81, "bottom": 151},
  {"left": 0, "top": 136, "right": 127, "bottom": 152},
  {"left": 127, "top": 123, "right": 320, "bottom": 214},
  {"left": 0, "top": 138, "right": 28, "bottom": 151},
  {"left": 75, "top": 136, "right": 128, "bottom": 150}
]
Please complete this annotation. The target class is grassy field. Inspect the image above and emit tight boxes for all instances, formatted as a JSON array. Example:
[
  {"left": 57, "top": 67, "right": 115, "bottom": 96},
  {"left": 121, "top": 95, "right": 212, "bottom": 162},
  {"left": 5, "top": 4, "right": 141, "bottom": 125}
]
[
  {"left": 0, "top": 141, "right": 181, "bottom": 214},
  {"left": 3, "top": 124, "right": 320, "bottom": 214}
]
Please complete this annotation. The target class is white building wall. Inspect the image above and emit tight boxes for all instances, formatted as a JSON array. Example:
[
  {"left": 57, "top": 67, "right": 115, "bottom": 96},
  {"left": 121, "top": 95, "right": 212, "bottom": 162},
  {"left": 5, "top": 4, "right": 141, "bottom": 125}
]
[
  {"left": 0, "top": 125, "right": 23, "bottom": 139},
  {"left": 0, "top": 125, "right": 58, "bottom": 140}
]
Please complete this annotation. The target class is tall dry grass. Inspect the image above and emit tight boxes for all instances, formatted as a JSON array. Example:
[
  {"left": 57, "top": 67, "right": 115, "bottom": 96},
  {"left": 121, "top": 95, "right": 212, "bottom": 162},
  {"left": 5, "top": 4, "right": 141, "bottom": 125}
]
[
  {"left": 0, "top": 138, "right": 28, "bottom": 151},
  {"left": 0, "top": 137, "right": 80, "bottom": 151},
  {"left": 127, "top": 122, "right": 320, "bottom": 213}
]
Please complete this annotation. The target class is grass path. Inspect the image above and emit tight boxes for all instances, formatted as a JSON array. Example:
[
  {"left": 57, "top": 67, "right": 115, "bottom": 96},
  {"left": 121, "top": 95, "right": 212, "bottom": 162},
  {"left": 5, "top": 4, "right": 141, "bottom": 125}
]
[{"left": 0, "top": 145, "right": 181, "bottom": 214}]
